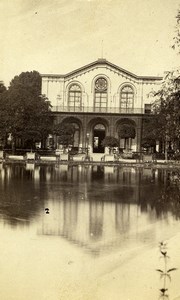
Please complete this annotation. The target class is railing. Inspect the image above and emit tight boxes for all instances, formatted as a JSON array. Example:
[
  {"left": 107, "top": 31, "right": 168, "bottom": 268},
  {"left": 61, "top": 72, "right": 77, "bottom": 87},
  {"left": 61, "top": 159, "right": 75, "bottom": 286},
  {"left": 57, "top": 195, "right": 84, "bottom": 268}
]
[{"left": 51, "top": 106, "right": 145, "bottom": 114}]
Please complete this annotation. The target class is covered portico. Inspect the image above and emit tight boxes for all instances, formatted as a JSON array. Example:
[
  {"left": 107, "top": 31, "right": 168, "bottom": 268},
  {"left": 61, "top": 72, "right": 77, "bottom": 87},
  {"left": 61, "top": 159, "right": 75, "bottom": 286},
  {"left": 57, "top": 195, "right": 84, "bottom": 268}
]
[{"left": 52, "top": 111, "right": 143, "bottom": 154}]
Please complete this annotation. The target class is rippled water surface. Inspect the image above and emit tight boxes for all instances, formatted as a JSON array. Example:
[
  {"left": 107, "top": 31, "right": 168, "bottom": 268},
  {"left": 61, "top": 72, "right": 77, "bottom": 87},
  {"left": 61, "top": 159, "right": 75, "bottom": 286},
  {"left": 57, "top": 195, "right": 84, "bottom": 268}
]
[{"left": 0, "top": 164, "right": 180, "bottom": 300}]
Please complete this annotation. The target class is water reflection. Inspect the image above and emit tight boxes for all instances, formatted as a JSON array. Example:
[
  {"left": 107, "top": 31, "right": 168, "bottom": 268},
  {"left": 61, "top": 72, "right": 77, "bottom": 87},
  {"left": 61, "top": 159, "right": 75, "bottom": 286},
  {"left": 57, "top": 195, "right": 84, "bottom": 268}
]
[{"left": 0, "top": 163, "right": 180, "bottom": 255}]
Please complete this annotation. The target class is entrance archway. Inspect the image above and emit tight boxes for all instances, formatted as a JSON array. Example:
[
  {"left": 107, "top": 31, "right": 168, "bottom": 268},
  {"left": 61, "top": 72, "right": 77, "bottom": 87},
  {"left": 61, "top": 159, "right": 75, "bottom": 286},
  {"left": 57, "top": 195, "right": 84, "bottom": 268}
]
[
  {"left": 93, "top": 124, "right": 105, "bottom": 153},
  {"left": 60, "top": 117, "right": 82, "bottom": 151},
  {"left": 116, "top": 119, "right": 136, "bottom": 151}
]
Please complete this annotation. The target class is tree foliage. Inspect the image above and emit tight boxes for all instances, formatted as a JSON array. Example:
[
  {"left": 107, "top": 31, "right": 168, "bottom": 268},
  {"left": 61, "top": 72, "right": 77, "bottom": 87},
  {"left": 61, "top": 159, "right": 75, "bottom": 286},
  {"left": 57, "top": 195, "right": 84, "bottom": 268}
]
[
  {"left": 172, "top": 9, "right": 180, "bottom": 54},
  {"left": 148, "top": 9, "right": 180, "bottom": 155},
  {"left": 9, "top": 71, "right": 41, "bottom": 95},
  {"left": 0, "top": 71, "right": 53, "bottom": 150},
  {"left": 117, "top": 124, "right": 136, "bottom": 150},
  {"left": 118, "top": 124, "right": 136, "bottom": 139},
  {"left": 141, "top": 116, "right": 162, "bottom": 149},
  {"left": 0, "top": 83, "right": 8, "bottom": 148},
  {"left": 53, "top": 123, "right": 75, "bottom": 148},
  {"left": 101, "top": 136, "right": 119, "bottom": 153},
  {"left": 4, "top": 71, "right": 53, "bottom": 149},
  {"left": 151, "top": 70, "right": 180, "bottom": 151},
  {"left": 0, "top": 82, "right": 6, "bottom": 94}
]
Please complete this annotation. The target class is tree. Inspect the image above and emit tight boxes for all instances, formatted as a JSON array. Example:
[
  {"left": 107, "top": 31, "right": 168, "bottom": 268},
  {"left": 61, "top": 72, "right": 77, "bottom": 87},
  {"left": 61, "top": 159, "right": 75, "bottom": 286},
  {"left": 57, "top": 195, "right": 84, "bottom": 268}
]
[
  {"left": 0, "top": 82, "right": 6, "bottom": 94},
  {"left": 101, "top": 136, "right": 119, "bottom": 154},
  {"left": 118, "top": 124, "right": 136, "bottom": 150},
  {"left": 150, "top": 9, "right": 180, "bottom": 159},
  {"left": 172, "top": 9, "right": 180, "bottom": 54},
  {"left": 6, "top": 71, "right": 53, "bottom": 150},
  {"left": 151, "top": 70, "right": 180, "bottom": 158},
  {"left": 53, "top": 123, "right": 75, "bottom": 152},
  {"left": 141, "top": 116, "right": 163, "bottom": 152},
  {"left": 0, "top": 83, "right": 8, "bottom": 149}
]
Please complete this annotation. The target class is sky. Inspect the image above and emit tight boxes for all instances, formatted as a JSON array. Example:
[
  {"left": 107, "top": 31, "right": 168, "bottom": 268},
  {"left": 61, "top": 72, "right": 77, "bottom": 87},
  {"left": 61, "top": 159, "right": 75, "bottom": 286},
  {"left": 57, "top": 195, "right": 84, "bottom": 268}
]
[{"left": 0, "top": 0, "right": 180, "bottom": 87}]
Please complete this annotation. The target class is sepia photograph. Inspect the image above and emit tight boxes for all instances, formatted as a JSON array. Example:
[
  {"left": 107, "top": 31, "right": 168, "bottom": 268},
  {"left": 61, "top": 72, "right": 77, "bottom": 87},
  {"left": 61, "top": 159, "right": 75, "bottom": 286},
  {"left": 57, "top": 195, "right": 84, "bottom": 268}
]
[{"left": 0, "top": 0, "right": 180, "bottom": 299}]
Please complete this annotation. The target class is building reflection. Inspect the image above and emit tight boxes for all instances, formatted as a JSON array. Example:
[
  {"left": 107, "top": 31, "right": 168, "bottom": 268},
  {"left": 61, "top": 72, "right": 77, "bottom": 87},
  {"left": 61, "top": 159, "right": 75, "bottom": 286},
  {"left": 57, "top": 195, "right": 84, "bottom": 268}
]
[
  {"left": 36, "top": 166, "right": 180, "bottom": 253},
  {"left": 0, "top": 164, "right": 180, "bottom": 252},
  {"left": 115, "top": 203, "right": 130, "bottom": 233},
  {"left": 38, "top": 194, "right": 160, "bottom": 255},
  {"left": 89, "top": 201, "right": 104, "bottom": 240}
]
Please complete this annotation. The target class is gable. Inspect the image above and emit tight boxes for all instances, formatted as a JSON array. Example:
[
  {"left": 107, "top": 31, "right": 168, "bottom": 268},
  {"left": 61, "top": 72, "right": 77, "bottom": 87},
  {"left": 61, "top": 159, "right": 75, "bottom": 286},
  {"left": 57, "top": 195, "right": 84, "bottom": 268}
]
[{"left": 41, "top": 59, "right": 162, "bottom": 83}]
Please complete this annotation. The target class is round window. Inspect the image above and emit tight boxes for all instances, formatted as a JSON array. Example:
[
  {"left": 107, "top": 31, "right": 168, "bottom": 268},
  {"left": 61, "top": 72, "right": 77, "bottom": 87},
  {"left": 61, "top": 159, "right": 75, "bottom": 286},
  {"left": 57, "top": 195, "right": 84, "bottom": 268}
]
[{"left": 95, "top": 78, "right": 107, "bottom": 91}]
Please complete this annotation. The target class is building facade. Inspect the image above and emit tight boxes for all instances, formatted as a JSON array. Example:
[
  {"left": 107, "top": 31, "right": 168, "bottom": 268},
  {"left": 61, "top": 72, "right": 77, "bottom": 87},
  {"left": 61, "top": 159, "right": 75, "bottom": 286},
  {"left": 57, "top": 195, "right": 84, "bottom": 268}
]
[{"left": 41, "top": 59, "right": 162, "bottom": 154}]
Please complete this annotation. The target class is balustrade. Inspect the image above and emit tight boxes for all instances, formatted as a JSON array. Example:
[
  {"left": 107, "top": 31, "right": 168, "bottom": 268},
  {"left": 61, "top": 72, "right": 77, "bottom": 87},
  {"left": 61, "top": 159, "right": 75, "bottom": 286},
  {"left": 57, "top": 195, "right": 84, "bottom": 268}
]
[{"left": 51, "top": 106, "right": 145, "bottom": 114}]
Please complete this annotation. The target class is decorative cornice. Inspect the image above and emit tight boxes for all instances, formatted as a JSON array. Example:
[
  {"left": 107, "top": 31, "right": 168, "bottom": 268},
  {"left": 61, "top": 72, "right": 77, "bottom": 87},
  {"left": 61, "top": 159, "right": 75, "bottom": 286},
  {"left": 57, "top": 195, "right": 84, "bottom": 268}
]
[{"left": 41, "top": 58, "right": 163, "bottom": 81}]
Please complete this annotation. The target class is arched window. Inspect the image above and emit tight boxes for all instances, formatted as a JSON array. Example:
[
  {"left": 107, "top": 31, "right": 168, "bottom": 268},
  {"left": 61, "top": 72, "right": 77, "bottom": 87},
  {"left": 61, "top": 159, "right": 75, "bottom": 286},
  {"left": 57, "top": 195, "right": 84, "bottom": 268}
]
[
  {"left": 120, "top": 86, "right": 134, "bottom": 110},
  {"left": 68, "top": 84, "right": 82, "bottom": 110},
  {"left": 94, "top": 77, "right": 108, "bottom": 111}
]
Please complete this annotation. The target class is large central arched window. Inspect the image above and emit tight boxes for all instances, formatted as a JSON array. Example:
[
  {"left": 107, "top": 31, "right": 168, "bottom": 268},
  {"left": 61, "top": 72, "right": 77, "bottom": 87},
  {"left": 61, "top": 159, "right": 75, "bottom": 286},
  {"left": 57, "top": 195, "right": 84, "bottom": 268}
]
[
  {"left": 94, "top": 77, "right": 108, "bottom": 111},
  {"left": 68, "top": 84, "right": 82, "bottom": 110},
  {"left": 120, "top": 85, "right": 134, "bottom": 110}
]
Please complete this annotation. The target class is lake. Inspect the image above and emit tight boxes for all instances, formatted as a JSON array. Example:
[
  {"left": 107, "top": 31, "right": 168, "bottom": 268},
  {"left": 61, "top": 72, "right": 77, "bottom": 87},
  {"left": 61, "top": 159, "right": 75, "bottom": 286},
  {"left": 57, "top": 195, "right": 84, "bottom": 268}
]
[{"left": 0, "top": 163, "right": 180, "bottom": 300}]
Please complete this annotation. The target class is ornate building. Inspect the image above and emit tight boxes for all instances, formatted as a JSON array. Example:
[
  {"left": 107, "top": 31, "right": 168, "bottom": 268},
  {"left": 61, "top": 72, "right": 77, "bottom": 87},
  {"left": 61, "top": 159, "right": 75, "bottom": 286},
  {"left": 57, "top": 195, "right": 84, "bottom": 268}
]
[{"left": 41, "top": 59, "right": 162, "bottom": 154}]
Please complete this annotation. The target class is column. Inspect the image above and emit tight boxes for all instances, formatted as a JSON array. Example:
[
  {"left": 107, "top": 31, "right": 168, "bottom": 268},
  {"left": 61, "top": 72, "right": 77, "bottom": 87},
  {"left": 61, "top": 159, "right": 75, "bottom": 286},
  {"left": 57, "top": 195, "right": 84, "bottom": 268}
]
[{"left": 136, "top": 118, "right": 142, "bottom": 152}]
